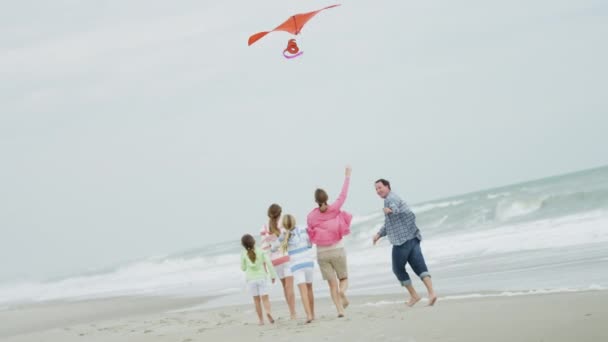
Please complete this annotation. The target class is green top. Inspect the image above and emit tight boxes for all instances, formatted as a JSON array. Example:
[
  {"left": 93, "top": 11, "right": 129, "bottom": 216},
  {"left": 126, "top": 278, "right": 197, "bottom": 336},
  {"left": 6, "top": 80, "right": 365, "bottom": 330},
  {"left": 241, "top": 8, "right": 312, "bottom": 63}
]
[{"left": 241, "top": 247, "right": 278, "bottom": 281}]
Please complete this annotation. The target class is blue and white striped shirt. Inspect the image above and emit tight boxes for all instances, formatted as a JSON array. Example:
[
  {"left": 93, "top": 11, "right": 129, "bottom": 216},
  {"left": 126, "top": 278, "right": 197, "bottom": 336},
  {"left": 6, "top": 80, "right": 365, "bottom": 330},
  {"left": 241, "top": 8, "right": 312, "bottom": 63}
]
[
  {"left": 378, "top": 191, "right": 422, "bottom": 246},
  {"left": 280, "top": 226, "right": 315, "bottom": 273}
]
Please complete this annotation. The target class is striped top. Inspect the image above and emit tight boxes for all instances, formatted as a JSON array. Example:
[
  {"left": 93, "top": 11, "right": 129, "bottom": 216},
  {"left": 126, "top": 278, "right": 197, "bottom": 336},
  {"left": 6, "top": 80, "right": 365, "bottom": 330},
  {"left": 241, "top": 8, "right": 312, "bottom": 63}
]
[
  {"left": 280, "top": 226, "right": 315, "bottom": 273},
  {"left": 260, "top": 224, "right": 290, "bottom": 266}
]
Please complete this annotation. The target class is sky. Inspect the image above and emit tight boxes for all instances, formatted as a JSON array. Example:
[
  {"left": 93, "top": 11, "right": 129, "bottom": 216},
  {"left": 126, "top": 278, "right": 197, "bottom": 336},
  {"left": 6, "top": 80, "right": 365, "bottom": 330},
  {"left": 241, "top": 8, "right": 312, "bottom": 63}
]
[{"left": 1, "top": 0, "right": 607, "bottom": 282}]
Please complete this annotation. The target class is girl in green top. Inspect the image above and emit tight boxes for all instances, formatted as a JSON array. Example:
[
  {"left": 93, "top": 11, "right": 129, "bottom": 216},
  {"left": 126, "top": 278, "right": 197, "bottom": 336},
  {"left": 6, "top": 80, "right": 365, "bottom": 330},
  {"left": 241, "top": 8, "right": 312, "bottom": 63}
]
[{"left": 241, "top": 234, "right": 277, "bottom": 325}]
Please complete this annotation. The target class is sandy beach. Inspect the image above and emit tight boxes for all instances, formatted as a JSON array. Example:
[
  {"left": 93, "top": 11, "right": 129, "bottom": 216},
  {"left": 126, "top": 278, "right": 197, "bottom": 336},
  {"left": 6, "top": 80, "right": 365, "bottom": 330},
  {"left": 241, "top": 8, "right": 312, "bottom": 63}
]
[{"left": 1, "top": 290, "right": 606, "bottom": 342}]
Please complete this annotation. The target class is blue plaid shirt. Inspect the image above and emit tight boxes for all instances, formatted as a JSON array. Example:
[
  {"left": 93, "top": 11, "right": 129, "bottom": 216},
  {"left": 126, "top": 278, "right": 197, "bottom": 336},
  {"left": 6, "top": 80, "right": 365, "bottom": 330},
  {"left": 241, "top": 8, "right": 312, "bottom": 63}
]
[{"left": 378, "top": 191, "right": 422, "bottom": 246}]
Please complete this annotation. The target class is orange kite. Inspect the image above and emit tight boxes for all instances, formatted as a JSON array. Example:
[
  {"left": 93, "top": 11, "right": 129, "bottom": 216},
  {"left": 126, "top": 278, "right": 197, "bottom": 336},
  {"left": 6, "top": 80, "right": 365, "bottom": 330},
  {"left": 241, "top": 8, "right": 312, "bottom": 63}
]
[{"left": 248, "top": 4, "right": 341, "bottom": 52}]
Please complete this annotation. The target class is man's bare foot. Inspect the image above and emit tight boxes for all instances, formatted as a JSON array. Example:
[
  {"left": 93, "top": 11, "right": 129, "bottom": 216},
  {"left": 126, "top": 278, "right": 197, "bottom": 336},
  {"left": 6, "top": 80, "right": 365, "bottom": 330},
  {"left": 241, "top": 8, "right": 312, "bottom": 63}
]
[
  {"left": 407, "top": 296, "right": 422, "bottom": 307},
  {"left": 427, "top": 295, "right": 438, "bottom": 306},
  {"left": 340, "top": 291, "right": 350, "bottom": 309},
  {"left": 267, "top": 313, "right": 275, "bottom": 324}
]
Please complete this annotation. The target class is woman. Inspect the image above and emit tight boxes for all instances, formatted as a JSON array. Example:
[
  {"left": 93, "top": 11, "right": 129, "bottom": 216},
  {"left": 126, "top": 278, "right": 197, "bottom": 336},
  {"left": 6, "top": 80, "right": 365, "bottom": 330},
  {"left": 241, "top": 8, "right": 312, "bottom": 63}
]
[
  {"left": 306, "top": 166, "right": 353, "bottom": 317},
  {"left": 260, "top": 203, "right": 297, "bottom": 319}
]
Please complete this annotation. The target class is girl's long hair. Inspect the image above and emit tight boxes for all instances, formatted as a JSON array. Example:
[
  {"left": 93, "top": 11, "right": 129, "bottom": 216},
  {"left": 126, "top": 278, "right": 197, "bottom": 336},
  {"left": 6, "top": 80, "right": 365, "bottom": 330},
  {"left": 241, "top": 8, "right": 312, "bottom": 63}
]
[
  {"left": 241, "top": 234, "right": 256, "bottom": 263},
  {"left": 267, "top": 203, "right": 282, "bottom": 236},
  {"left": 280, "top": 214, "right": 296, "bottom": 253}
]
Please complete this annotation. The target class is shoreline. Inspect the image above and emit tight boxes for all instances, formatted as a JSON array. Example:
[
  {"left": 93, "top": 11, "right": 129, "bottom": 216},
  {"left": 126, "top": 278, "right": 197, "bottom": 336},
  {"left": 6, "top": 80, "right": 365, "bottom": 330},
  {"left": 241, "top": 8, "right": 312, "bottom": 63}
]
[{"left": 2, "top": 290, "right": 607, "bottom": 341}]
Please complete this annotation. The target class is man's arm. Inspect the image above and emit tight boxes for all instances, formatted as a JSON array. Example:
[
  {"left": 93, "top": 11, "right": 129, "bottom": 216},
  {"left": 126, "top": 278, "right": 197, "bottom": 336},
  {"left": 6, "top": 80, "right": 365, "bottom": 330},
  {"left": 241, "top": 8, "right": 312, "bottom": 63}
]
[
  {"left": 378, "top": 224, "right": 387, "bottom": 237},
  {"left": 373, "top": 223, "right": 387, "bottom": 245}
]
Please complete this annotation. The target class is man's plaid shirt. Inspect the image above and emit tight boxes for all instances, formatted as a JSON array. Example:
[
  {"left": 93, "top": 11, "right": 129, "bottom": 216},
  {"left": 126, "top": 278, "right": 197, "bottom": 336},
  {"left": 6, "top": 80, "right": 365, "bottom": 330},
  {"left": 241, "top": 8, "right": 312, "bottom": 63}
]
[{"left": 378, "top": 191, "right": 422, "bottom": 246}]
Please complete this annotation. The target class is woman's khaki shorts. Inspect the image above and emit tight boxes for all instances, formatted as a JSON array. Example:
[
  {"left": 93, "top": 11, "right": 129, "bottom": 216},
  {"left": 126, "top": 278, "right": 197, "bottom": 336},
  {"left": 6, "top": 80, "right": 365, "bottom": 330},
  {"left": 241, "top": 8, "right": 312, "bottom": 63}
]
[{"left": 317, "top": 248, "right": 348, "bottom": 280}]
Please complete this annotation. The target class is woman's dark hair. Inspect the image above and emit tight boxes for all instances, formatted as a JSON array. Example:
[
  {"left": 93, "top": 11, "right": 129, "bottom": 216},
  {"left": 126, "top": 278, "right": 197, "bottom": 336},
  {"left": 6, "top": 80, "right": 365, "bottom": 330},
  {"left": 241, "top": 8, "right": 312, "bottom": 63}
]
[{"left": 315, "top": 188, "right": 329, "bottom": 213}]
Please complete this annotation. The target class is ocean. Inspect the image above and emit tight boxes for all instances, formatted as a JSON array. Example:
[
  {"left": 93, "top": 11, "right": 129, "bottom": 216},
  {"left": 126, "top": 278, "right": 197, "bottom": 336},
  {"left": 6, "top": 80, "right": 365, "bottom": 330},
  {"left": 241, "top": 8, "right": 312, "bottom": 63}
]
[{"left": 2, "top": 166, "right": 607, "bottom": 308}]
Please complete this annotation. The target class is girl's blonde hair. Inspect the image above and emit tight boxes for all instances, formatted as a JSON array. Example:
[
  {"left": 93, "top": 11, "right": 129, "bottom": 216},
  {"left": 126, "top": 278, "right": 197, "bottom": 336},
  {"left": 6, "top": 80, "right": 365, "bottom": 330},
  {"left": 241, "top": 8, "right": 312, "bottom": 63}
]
[{"left": 280, "top": 214, "right": 296, "bottom": 253}]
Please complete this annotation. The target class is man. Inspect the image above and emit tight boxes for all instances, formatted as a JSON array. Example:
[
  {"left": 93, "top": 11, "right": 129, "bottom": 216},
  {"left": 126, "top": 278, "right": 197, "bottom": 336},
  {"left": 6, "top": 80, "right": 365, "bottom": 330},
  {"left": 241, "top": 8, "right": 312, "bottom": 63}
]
[{"left": 372, "top": 178, "right": 437, "bottom": 306}]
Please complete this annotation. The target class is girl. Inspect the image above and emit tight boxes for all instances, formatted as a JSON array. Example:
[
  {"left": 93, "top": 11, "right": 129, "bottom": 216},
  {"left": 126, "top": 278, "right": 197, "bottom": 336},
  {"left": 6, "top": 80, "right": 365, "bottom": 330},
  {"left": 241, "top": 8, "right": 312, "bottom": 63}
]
[
  {"left": 241, "top": 234, "right": 277, "bottom": 325},
  {"left": 280, "top": 214, "right": 316, "bottom": 323},
  {"left": 307, "top": 166, "right": 353, "bottom": 318},
  {"left": 260, "top": 203, "right": 297, "bottom": 319}
]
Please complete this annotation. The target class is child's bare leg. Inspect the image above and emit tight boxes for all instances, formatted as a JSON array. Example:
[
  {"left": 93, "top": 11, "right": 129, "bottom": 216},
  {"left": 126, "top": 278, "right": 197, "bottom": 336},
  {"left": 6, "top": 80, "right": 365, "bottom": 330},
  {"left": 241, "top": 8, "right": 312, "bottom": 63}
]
[
  {"left": 281, "top": 276, "right": 297, "bottom": 319},
  {"left": 306, "top": 283, "right": 315, "bottom": 320},
  {"left": 253, "top": 296, "right": 263, "bottom": 325},
  {"left": 261, "top": 295, "right": 274, "bottom": 323},
  {"left": 298, "top": 283, "right": 313, "bottom": 323}
]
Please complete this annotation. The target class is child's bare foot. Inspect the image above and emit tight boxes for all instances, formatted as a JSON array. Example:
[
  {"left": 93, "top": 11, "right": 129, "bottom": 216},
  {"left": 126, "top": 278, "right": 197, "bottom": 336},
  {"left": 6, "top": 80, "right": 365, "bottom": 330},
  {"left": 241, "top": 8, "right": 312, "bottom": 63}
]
[
  {"left": 407, "top": 295, "right": 422, "bottom": 307},
  {"left": 258, "top": 321, "right": 264, "bottom": 326},
  {"left": 290, "top": 314, "right": 297, "bottom": 320},
  {"left": 266, "top": 313, "right": 275, "bottom": 324},
  {"left": 306, "top": 316, "right": 314, "bottom": 324},
  {"left": 427, "top": 294, "right": 438, "bottom": 306},
  {"left": 340, "top": 291, "right": 350, "bottom": 309}
]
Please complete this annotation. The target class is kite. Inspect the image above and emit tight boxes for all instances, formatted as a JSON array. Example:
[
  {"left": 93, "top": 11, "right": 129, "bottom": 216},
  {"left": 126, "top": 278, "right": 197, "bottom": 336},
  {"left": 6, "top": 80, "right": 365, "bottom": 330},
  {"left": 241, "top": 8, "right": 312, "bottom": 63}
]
[{"left": 247, "top": 4, "right": 341, "bottom": 59}]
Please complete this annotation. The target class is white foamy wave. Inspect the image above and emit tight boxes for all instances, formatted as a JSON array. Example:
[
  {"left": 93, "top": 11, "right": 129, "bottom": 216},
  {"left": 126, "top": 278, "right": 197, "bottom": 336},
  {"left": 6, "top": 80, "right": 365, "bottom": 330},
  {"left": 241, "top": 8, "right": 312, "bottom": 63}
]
[
  {"left": 351, "top": 222, "right": 383, "bottom": 245},
  {"left": 0, "top": 253, "right": 243, "bottom": 305},
  {"left": 350, "top": 212, "right": 384, "bottom": 226},
  {"left": 347, "top": 210, "right": 608, "bottom": 270},
  {"left": 428, "top": 215, "right": 449, "bottom": 228},
  {"left": 487, "top": 192, "right": 511, "bottom": 199},
  {"left": 494, "top": 197, "right": 545, "bottom": 221},
  {"left": 411, "top": 200, "right": 465, "bottom": 214},
  {"left": 359, "top": 285, "right": 607, "bottom": 307},
  {"left": 2, "top": 210, "right": 606, "bottom": 306},
  {"left": 424, "top": 210, "right": 608, "bottom": 262}
]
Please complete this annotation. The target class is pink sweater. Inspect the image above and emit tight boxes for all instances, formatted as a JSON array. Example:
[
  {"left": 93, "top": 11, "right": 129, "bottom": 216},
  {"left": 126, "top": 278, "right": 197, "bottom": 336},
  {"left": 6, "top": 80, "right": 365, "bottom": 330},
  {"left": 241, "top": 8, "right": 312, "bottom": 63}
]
[{"left": 306, "top": 176, "right": 353, "bottom": 246}]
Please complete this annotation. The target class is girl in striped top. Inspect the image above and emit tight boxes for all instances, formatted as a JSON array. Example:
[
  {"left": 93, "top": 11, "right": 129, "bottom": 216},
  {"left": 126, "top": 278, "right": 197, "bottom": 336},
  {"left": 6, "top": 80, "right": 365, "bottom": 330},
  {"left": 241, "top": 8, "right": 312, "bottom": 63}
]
[
  {"left": 259, "top": 203, "right": 297, "bottom": 319},
  {"left": 280, "top": 214, "right": 316, "bottom": 323}
]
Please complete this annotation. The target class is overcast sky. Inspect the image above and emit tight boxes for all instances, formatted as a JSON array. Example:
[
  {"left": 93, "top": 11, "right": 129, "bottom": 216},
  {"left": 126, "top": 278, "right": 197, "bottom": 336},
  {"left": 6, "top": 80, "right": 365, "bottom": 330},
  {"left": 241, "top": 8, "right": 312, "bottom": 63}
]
[{"left": 1, "top": 0, "right": 606, "bottom": 282}]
